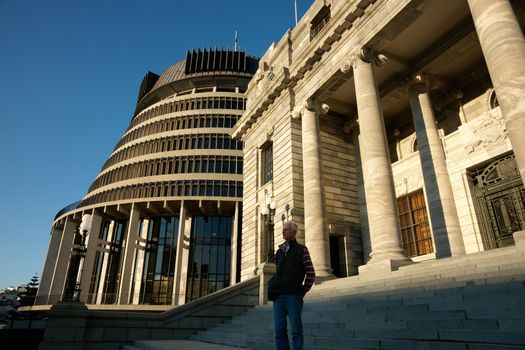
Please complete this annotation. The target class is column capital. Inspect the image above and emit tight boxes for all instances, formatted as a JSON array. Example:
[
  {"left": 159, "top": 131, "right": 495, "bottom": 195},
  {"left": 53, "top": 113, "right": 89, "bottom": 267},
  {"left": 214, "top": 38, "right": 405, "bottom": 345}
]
[
  {"left": 291, "top": 98, "right": 329, "bottom": 119},
  {"left": 345, "top": 47, "right": 388, "bottom": 71},
  {"left": 407, "top": 72, "right": 430, "bottom": 94},
  {"left": 343, "top": 118, "right": 359, "bottom": 134}
]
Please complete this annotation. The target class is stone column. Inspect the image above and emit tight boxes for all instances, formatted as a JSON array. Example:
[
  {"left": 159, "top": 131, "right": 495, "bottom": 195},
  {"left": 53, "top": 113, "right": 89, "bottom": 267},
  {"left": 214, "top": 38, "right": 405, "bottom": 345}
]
[
  {"left": 351, "top": 49, "right": 409, "bottom": 272},
  {"left": 36, "top": 226, "right": 63, "bottom": 305},
  {"left": 230, "top": 202, "right": 240, "bottom": 286},
  {"left": 131, "top": 218, "right": 149, "bottom": 304},
  {"left": 292, "top": 99, "right": 332, "bottom": 277},
  {"left": 468, "top": 0, "right": 525, "bottom": 183},
  {"left": 172, "top": 202, "right": 187, "bottom": 305},
  {"left": 177, "top": 213, "right": 193, "bottom": 305},
  {"left": 79, "top": 211, "right": 102, "bottom": 303},
  {"left": 48, "top": 216, "right": 77, "bottom": 304},
  {"left": 118, "top": 204, "right": 140, "bottom": 304},
  {"left": 408, "top": 76, "right": 465, "bottom": 257},
  {"left": 345, "top": 119, "right": 371, "bottom": 263}
]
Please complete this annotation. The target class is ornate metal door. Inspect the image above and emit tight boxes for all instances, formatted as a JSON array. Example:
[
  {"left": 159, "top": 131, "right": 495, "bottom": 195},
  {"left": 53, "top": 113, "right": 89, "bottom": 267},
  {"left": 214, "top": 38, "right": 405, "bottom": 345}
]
[{"left": 472, "top": 154, "right": 525, "bottom": 249}]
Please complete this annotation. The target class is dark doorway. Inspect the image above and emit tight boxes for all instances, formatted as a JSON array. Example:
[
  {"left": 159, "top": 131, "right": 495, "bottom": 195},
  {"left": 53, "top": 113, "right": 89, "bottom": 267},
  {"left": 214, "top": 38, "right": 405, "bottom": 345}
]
[{"left": 329, "top": 236, "right": 343, "bottom": 277}]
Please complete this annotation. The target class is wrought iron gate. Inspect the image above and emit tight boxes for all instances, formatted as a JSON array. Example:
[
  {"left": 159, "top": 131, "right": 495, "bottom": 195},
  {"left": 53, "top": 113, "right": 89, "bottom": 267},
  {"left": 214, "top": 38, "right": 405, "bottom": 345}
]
[{"left": 472, "top": 154, "right": 525, "bottom": 249}]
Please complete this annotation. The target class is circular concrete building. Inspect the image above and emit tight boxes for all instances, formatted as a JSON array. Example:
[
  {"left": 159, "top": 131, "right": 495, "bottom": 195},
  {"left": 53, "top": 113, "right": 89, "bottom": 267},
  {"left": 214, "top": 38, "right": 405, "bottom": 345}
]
[{"left": 37, "top": 49, "right": 259, "bottom": 307}]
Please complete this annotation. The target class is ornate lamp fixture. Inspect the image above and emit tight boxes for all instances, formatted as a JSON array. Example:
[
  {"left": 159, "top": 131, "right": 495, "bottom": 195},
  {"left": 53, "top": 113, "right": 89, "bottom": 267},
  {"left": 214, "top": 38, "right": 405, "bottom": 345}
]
[
  {"left": 260, "top": 196, "right": 277, "bottom": 262},
  {"left": 64, "top": 213, "right": 92, "bottom": 301}
]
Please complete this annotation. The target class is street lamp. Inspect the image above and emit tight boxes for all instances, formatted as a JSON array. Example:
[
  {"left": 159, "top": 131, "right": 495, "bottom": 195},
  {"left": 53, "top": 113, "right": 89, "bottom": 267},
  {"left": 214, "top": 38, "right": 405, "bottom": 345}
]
[
  {"left": 261, "top": 196, "right": 277, "bottom": 262},
  {"left": 64, "top": 214, "right": 92, "bottom": 301}
]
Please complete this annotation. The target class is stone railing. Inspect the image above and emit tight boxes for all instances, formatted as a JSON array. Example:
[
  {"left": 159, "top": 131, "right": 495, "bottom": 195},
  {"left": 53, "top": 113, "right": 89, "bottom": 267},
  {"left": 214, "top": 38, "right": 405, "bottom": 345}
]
[{"left": 38, "top": 277, "right": 260, "bottom": 350}]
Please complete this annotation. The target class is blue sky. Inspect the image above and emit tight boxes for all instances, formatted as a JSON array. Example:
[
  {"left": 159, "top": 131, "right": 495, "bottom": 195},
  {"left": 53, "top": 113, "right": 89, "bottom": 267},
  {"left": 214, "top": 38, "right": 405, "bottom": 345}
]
[{"left": 0, "top": 0, "right": 313, "bottom": 289}]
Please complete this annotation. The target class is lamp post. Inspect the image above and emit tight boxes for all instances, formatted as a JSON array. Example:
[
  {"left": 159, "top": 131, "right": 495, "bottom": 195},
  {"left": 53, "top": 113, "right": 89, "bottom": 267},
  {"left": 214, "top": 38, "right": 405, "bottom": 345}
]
[
  {"left": 64, "top": 214, "right": 92, "bottom": 301},
  {"left": 260, "top": 196, "right": 277, "bottom": 263}
]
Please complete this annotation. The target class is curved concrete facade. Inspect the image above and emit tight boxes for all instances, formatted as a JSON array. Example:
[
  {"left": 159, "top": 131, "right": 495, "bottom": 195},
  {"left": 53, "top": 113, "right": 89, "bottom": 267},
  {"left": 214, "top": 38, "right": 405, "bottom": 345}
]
[{"left": 37, "top": 49, "right": 258, "bottom": 307}]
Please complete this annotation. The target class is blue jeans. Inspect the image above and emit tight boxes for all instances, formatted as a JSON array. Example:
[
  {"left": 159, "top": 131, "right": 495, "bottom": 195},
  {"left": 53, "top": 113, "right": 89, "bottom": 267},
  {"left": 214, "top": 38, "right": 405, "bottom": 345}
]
[{"left": 273, "top": 294, "right": 304, "bottom": 350}]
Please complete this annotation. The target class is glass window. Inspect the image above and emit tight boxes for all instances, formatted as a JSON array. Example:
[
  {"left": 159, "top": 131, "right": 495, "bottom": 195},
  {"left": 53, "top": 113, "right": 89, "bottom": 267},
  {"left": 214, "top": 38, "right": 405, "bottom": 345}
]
[
  {"left": 397, "top": 189, "right": 433, "bottom": 257},
  {"left": 192, "top": 184, "right": 198, "bottom": 196},
  {"left": 130, "top": 216, "right": 179, "bottom": 305},
  {"left": 185, "top": 215, "right": 232, "bottom": 302},
  {"left": 195, "top": 159, "right": 201, "bottom": 173},
  {"left": 261, "top": 143, "right": 273, "bottom": 185},
  {"left": 185, "top": 180, "right": 191, "bottom": 196},
  {"left": 206, "top": 181, "right": 213, "bottom": 196},
  {"left": 221, "top": 181, "right": 228, "bottom": 197}
]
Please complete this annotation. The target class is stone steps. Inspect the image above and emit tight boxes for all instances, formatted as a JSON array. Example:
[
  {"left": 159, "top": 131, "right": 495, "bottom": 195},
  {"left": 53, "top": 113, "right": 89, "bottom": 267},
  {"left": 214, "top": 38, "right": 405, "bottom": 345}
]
[
  {"left": 122, "top": 339, "right": 250, "bottom": 349},
  {"left": 186, "top": 246, "right": 525, "bottom": 349},
  {"left": 127, "top": 245, "right": 525, "bottom": 349}
]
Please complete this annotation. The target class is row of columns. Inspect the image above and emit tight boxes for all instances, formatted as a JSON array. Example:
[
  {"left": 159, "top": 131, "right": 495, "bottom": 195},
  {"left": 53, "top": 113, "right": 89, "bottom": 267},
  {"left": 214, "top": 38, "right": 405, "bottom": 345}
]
[
  {"left": 294, "top": 0, "right": 525, "bottom": 274},
  {"left": 37, "top": 201, "right": 241, "bottom": 306}
]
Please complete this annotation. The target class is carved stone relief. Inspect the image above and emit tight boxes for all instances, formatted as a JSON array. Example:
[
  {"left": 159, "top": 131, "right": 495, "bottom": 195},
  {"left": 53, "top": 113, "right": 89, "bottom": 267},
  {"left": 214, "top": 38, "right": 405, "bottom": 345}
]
[{"left": 459, "top": 108, "right": 507, "bottom": 154}]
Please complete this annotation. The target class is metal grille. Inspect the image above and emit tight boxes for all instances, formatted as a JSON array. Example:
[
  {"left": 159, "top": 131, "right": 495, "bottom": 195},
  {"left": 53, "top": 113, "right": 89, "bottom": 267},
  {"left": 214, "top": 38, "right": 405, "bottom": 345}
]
[{"left": 472, "top": 154, "right": 525, "bottom": 249}]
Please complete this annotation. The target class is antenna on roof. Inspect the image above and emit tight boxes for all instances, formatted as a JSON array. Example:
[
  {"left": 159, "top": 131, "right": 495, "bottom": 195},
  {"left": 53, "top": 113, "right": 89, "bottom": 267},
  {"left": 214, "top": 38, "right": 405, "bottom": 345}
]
[
  {"left": 234, "top": 31, "right": 238, "bottom": 52},
  {"left": 294, "top": 0, "right": 298, "bottom": 25}
]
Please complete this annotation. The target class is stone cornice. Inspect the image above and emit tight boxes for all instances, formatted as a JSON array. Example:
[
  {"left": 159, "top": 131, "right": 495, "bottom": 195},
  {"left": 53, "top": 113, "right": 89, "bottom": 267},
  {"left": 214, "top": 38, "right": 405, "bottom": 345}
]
[{"left": 232, "top": 0, "right": 379, "bottom": 140}]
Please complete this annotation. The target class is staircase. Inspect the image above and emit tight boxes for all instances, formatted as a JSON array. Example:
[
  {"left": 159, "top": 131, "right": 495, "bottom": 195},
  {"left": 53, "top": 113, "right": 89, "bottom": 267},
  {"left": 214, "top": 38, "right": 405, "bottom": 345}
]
[{"left": 125, "top": 243, "right": 525, "bottom": 350}]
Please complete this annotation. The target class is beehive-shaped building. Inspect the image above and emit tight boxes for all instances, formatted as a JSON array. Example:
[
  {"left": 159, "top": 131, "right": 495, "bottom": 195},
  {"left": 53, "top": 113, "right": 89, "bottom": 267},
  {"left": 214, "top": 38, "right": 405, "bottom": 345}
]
[{"left": 37, "top": 49, "right": 259, "bottom": 306}]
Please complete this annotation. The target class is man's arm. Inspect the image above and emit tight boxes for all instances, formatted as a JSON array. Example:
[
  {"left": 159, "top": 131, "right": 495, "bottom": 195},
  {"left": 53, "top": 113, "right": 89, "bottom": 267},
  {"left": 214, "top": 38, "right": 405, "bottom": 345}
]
[{"left": 302, "top": 247, "right": 316, "bottom": 296}]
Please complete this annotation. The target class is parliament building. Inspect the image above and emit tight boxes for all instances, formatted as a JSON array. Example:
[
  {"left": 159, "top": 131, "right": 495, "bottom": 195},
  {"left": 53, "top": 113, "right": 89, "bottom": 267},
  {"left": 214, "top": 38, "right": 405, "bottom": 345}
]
[
  {"left": 37, "top": 0, "right": 525, "bottom": 311},
  {"left": 36, "top": 49, "right": 259, "bottom": 306}
]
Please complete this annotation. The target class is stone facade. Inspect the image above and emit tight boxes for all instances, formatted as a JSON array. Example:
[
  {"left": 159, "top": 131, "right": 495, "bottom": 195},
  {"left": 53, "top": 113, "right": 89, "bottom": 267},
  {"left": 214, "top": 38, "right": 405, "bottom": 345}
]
[{"left": 233, "top": 0, "right": 525, "bottom": 279}]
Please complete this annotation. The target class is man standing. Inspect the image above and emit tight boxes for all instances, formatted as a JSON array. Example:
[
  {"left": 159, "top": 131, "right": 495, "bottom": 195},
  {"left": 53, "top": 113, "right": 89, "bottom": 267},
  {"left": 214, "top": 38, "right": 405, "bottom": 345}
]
[{"left": 268, "top": 221, "right": 316, "bottom": 350}]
